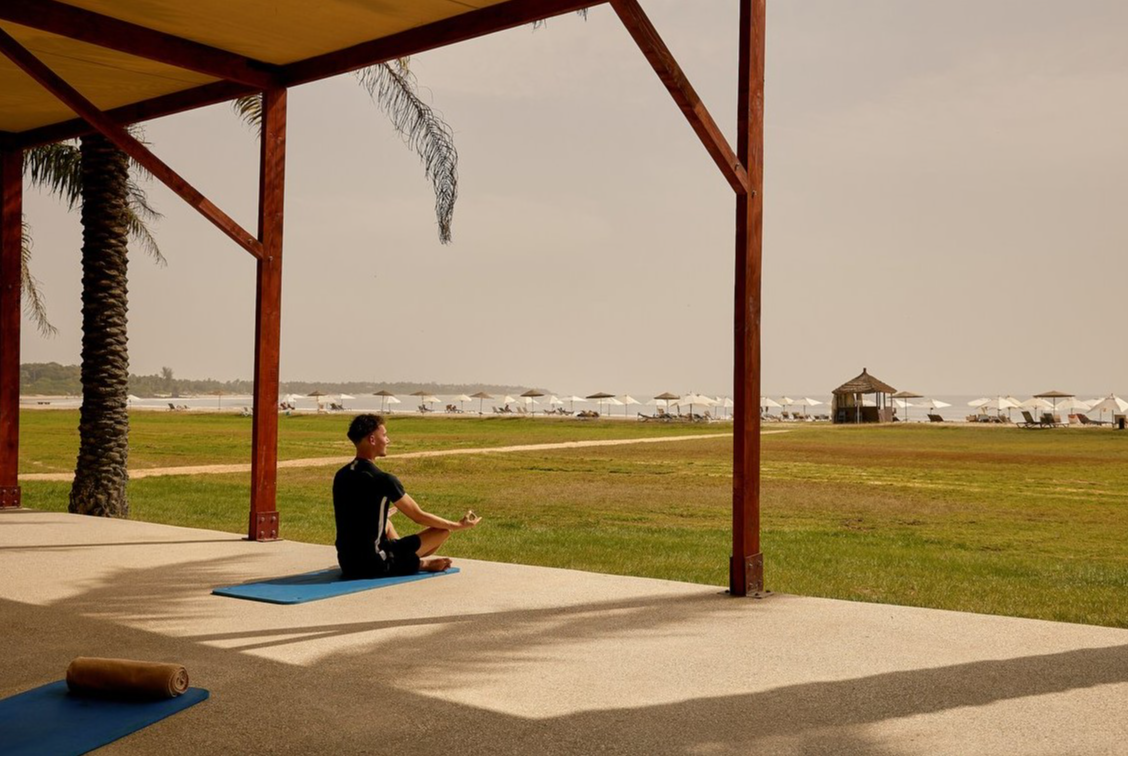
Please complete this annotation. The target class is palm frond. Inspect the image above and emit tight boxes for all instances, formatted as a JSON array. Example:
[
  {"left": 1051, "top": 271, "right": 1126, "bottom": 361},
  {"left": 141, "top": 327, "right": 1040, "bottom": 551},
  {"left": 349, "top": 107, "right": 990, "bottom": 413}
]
[
  {"left": 28, "top": 135, "right": 165, "bottom": 264},
  {"left": 124, "top": 124, "right": 154, "bottom": 180},
  {"left": 25, "top": 142, "right": 82, "bottom": 209},
  {"left": 123, "top": 125, "right": 166, "bottom": 264},
  {"left": 232, "top": 94, "right": 263, "bottom": 134},
  {"left": 532, "top": 8, "right": 588, "bottom": 29},
  {"left": 126, "top": 180, "right": 165, "bottom": 265},
  {"left": 125, "top": 207, "right": 166, "bottom": 266},
  {"left": 356, "top": 63, "right": 458, "bottom": 244},
  {"left": 20, "top": 219, "right": 57, "bottom": 337},
  {"left": 233, "top": 62, "right": 457, "bottom": 243}
]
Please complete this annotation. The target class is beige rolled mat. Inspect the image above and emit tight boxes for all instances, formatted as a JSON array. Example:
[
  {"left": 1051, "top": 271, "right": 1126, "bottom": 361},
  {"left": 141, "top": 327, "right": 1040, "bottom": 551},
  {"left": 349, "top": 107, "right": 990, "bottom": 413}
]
[{"left": 65, "top": 657, "right": 189, "bottom": 699}]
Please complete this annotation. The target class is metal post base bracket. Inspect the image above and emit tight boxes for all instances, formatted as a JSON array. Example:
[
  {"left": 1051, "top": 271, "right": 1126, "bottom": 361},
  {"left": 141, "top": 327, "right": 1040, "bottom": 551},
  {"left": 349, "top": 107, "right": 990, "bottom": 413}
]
[
  {"left": 727, "top": 552, "right": 763, "bottom": 600},
  {"left": 248, "top": 511, "right": 280, "bottom": 541},
  {"left": 0, "top": 485, "right": 20, "bottom": 509}
]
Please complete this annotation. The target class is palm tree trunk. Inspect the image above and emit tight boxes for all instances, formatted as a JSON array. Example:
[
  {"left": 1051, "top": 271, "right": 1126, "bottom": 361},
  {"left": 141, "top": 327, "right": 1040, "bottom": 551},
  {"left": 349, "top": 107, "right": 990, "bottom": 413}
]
[{"left": 69, "top": 134, "right": 130, "bottom": 517}]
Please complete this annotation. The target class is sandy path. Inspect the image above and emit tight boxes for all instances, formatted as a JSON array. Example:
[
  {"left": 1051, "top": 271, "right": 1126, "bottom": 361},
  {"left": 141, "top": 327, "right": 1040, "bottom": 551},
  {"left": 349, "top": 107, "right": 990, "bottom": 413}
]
[{"left": 22, "top": 428, "right": 790, "bottom": 482}]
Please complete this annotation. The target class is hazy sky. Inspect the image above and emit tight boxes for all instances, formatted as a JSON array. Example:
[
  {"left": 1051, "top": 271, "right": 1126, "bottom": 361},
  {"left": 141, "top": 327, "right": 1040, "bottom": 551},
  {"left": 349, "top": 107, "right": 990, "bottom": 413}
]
[{"left": 19, "top": 0, "right": 1127, "bottom": 397}]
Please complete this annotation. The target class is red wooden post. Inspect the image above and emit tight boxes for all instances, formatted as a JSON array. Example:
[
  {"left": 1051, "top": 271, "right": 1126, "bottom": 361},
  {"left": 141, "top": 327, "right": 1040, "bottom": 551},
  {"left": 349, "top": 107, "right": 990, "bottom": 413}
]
[
  {"left": 731, "top": 0, "right": 765, "bottom": 596},
  {"left": 248, "top": 87, "right": 286, "bottom": 541},
  {"left": 0, "top": 147, "right": 21, "bottom": 509}
]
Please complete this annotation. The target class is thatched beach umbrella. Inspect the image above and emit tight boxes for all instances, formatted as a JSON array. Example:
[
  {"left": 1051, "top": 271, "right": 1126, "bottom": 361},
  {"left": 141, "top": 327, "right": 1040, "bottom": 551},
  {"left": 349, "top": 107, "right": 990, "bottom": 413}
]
[
  {"left": 470, "top": 391, "right": 493, "bottom": 415},
  {"left": 520, "top": 389, "right": 545, "bottom": 414},
  {"left": 372, "top": 390, "right": 395, "bottom": 412},
  {"left": 307, "top": 390, "right": 326, "bottom": 412},
  {"left": 1034, "top": 389, "right": 1073, "bottom": 419},
  {"left": 652, "top": 392, "right": 679, "bottom": 414},
  {"left": 586, "top": 392, "right": 614, "bottom": 415}
]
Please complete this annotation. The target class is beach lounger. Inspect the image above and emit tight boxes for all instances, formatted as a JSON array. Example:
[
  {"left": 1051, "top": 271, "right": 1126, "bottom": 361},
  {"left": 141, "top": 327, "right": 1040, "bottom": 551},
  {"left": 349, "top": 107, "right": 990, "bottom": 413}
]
[
  {"left": 927, "top": 413, "right": 944, "bottom": 423},
  {"left": 1018, "top": 410, "right": 1043, "bottom": 429},
  {"left": 1076, "top": 413, "right": 1110, "bottom": 427}
]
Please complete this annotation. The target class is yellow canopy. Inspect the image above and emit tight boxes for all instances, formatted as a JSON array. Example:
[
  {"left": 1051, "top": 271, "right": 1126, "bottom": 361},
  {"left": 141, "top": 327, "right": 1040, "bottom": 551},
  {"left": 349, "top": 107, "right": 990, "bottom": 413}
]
[{"left": 0, "top": 0, "right": 512, "bottom": 134}]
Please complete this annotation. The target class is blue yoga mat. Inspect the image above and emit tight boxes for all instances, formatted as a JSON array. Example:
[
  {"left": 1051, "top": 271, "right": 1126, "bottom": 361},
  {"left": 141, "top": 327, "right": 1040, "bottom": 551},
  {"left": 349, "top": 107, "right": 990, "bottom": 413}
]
[
  {"left": 0, "top": 680, "right": 209, "bottom": 756},
  {"left": 212, "top": 566, "right": 459, "bottom": 604}
]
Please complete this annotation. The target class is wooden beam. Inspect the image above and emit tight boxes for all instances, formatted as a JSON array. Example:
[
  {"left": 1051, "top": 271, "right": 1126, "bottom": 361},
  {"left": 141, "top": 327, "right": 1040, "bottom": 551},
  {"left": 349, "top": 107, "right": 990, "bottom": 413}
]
[
  {"left": 730, "top": 0, "right": 765, "bottom": 597},
  {"left": 609, "top": 0, "right": 749, "bottom": 195},
  {"left": 285, "top": 0, "right": 603, "bottom": 86},
  {"left": 248, "top": 87, "right": 286, "bottom": 541},
  {"left": 0, "top": 0, "right": 282, "bottom": 89},
  {"left": 0, "top": 28, "right": 263, "bottom": 258},
  {"left": 16, "top": 80, "right": 256, "bottom": 150},
  {"left": 0, "top": 147, "right": 22, "bottom": 509},
  {"left": 13, "top": 0, "right": 604, "bottom": 149}
]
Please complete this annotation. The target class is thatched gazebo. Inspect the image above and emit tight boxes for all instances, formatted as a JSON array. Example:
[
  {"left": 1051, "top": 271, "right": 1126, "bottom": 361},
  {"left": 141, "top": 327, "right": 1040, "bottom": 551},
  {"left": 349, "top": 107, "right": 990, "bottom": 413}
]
[{"left": 832, "top": 368, "right": 897, "bottom": 424}]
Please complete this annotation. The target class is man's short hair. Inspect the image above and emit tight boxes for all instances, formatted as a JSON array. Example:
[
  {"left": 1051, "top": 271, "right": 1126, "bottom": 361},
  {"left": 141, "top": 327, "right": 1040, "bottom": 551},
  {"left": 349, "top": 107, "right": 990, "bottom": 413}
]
[{"left": 347, "top": 413, "right": 385, "bottom": 443}]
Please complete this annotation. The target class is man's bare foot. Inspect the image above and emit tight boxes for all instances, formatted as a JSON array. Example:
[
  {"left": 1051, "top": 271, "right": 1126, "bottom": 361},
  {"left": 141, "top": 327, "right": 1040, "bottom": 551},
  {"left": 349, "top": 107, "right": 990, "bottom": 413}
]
[{"left": 420, "top": 556, "right": 452, "bottom": 572}]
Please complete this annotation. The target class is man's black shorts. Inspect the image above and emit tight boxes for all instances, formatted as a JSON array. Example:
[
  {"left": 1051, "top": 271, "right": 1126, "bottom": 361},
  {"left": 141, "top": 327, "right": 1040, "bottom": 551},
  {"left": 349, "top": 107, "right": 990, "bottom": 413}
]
[
  {"left": 381, "top": 534, "right": 422, "bottom": 576},
  {"left": 340, "top": 534, "right": 421, "bottom": 579}
]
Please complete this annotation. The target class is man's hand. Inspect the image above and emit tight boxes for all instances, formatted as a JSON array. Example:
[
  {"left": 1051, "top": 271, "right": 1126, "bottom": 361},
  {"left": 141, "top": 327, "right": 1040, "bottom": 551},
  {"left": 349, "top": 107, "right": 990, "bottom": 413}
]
[{"left": 457, "top": 510, "right": 482, "bottom": 530}]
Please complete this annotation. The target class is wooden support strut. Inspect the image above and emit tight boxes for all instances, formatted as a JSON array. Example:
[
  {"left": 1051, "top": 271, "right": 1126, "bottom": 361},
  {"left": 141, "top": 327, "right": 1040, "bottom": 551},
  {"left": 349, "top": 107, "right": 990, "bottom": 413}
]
[
  {"left": 609, "top": 0, "right": 750, "bottom": 195},
  {"left": 248, "top": 87, "right": 286, "bottom": 541},
  {"left": 0, "top": 27, "right": 263, "bottom": 259},
  {"left": 0, "top": 147, "right": 21, "bottom": 509},
  {"left": 731, "top": 0, "right": 765, "bottom": 597}
]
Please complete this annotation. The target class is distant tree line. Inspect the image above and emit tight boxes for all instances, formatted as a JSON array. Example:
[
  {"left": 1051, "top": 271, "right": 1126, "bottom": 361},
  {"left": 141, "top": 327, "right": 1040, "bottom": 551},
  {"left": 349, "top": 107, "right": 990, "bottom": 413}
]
[{"left": 20, "top": 363, "right": 543, "bottom": 398}]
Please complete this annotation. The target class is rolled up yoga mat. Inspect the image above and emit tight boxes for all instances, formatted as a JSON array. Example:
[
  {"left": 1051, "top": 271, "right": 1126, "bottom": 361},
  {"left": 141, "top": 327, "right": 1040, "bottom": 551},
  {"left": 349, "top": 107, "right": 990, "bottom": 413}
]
[
  {"left": 65, "top": 657, "right": 189, "bottom": 699},
  {"left": 0, "top": 659, "right": 206, "bottom": 756}
]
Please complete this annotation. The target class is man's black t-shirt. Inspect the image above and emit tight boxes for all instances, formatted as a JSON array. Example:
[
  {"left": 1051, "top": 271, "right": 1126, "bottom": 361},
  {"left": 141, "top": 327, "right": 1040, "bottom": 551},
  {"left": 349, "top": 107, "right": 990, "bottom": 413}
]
[{"left": 332, "top": 458, "right": 406, "bottom": 576}]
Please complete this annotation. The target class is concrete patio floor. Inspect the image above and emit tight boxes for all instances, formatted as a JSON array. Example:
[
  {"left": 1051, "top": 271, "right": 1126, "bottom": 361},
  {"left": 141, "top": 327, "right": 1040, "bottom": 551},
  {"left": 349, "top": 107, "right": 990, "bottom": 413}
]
[{"left": 1, "top": 509, "right": 1125, "bottom": 755}]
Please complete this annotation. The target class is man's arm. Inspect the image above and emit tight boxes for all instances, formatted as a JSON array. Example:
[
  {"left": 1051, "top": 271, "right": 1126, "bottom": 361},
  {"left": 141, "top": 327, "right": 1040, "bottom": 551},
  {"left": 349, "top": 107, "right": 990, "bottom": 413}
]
[
  {"left": 384, "top": 510, "right": 400, "bottom": 541},
  {"left": 393, "top": 493, "right": 479, "bottom": 531}
]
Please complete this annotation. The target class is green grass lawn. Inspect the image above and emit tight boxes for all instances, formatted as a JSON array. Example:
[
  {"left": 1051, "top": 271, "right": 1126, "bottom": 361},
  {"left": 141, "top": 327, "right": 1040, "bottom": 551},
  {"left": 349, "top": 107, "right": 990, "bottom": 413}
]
[
  {"left": 17, "top": 410, "right": 723, "bottom": 473},
  {"left": 17, "top": 412, "right": 1127, "bottom": 627}
]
